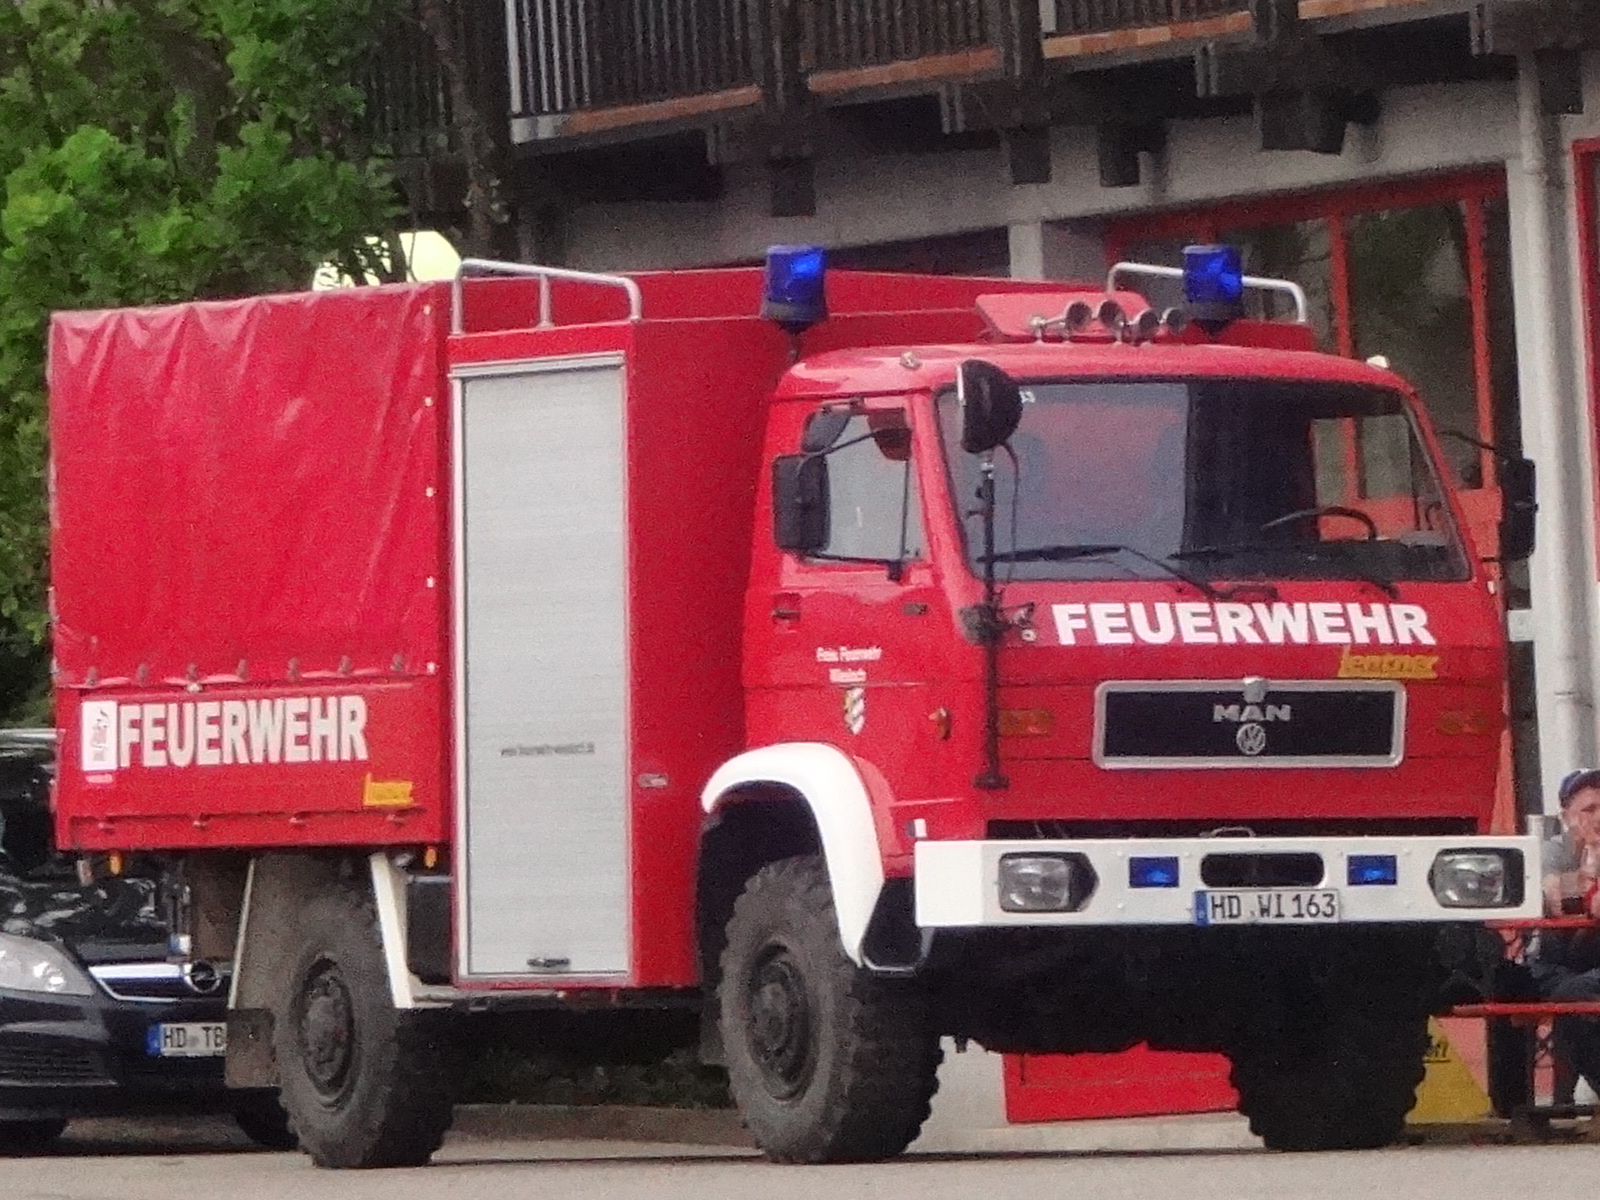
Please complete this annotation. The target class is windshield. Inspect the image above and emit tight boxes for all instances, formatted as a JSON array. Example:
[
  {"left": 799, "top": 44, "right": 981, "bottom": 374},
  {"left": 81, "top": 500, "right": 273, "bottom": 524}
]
[{"left": 938, "top": 378, "right": 1468, "bottom": 584}]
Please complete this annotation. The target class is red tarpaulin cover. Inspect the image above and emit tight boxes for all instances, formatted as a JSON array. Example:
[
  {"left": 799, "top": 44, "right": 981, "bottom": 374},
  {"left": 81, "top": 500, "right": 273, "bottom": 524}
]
[{"left": 50, "top": 283, "right": 450, "bottom": 687}]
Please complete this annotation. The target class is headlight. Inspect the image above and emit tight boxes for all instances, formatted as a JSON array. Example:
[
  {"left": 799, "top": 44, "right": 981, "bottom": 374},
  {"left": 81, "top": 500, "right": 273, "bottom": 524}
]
[
  {"left": 1429, "top": 849, "right": 1524, "bottom": 909},
  {"left": 0, "top": 933, "right": 92, "bottom": 996},
  {"left": 998, "top": 853, "right": 1096, "bottom": 912}
]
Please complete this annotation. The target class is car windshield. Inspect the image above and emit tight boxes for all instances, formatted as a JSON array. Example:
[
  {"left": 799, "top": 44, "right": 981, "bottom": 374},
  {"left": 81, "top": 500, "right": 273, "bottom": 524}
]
[{"left": 938, "top": 378, "right": 1468, "bottom": 584}]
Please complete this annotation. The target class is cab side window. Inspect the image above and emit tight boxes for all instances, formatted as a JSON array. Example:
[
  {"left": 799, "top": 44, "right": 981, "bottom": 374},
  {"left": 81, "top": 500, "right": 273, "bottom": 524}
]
[{"left": 807, "top": 410, "right": 924, "bottom": 564}]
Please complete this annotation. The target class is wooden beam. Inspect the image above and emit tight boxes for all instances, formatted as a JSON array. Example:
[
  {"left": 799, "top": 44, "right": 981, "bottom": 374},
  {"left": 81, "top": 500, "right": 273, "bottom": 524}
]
[
  {"left": 559, "top": 87, "right": 763, "bottom": 137},
  {"left": 806, "top": 48, "right": 1002, "bottom": 96}
]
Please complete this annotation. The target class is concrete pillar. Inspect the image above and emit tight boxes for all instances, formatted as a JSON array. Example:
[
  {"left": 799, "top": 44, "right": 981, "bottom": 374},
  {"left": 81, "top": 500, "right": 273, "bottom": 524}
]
[
  {"left": 1507, "top": 54, "right": 1598, "bottom": 804},
  {"left": 1008, "top": 220, "right": 1108, "bottom": 282}
]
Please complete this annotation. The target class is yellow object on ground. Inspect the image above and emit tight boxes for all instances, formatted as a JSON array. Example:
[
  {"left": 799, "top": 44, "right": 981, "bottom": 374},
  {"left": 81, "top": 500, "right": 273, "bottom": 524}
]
[{"left": 1407, "top": 1018, "right": 1491, "bottom": 1123}]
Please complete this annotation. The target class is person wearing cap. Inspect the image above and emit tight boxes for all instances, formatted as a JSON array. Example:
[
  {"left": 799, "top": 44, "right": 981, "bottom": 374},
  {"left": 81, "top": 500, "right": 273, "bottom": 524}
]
[
  {"left": 1530, "top": 768, "right": 1600, "bottom": 1096},
  {"left": 1541, "top": 768, "right": 1600, "bottom": 917}
]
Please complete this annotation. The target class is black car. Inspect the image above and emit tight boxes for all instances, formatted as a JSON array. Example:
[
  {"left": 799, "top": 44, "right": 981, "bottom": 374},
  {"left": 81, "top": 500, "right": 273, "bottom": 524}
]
[{"left": 0, "top": 729, "right": 289, "bottom": 1150}]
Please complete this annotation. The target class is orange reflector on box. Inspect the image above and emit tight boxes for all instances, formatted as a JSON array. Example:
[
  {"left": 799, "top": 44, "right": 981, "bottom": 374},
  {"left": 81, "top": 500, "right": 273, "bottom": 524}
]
[{"left": 999, "top": 709, "right": 1054, "bottom": 737}]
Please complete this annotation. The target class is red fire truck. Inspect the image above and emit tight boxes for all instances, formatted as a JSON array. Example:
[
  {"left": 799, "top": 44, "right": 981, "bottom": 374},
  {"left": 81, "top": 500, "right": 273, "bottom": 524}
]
[{"left": 48, "top": 247, "right": 1539, "bottom": 1168}]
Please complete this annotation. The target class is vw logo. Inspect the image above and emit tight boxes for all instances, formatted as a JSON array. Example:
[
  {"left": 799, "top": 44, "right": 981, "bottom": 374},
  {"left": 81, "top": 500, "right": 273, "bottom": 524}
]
[
  {"left": 183, "top": 960, "right": 225, "bottom": 996},
  {"left": 1235, "top": 722, "right": 1268, "bottom": 757}
]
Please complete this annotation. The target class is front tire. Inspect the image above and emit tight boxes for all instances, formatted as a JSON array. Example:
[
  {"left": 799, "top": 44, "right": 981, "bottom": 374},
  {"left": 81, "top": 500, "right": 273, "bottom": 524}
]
[
  {"left": 719, "top": 854, "right": 942, "bottom": 1163},
  {"left": 272, "top": 884, "right": 454, "bottom": 1168},
  {"left": 1229, "top": 937, "right": 1431, "bottom": 1151}
]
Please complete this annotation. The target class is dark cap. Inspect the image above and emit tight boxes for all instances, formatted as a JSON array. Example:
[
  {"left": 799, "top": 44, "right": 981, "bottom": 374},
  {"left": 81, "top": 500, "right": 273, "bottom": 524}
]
[{"left": 1560, "top": 768, "right": 1600, "bottom": 806}]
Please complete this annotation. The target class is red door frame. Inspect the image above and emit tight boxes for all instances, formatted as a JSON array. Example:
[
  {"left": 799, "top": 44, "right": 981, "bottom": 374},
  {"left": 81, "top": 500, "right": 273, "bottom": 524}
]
[
  {"left": 1105, "top": 170, "right": 1507, "bottom": 491},
  {"left": 1571, "top": 139, "right": 1600, "bottom": 574}
]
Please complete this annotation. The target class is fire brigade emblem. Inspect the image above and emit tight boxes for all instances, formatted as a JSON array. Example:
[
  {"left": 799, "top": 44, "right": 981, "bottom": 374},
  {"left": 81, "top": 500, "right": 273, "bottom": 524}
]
[
  {"left": 1236, "top": 722, "right": 1268, "bottom": 756},
  {"left": 842, "top": 687, "right": 866, "bottom": 735}
]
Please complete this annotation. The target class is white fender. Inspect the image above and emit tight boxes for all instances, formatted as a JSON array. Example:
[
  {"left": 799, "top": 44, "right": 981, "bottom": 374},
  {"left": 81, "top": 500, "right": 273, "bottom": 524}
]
[
  {"left": 369, "top": 853, "right": 420, "bottom": 1009},
  {"left": 702, "top": 743, "right": 885, "bottom": 964}
]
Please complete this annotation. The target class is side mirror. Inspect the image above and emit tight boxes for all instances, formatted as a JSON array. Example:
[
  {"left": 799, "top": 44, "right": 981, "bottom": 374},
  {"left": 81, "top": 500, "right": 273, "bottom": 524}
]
[
  {"left": 773, "top": 454, "right": 829, "bottom": 553},
  {"left": 1498, "top": 456, "right": 1537, "bottom": 563},
  {"left": 957, "top": 359, "right": 1023, "bottom": 454},
  {"left": 802, "top": 409, "right": 851, "bottom": 453}
]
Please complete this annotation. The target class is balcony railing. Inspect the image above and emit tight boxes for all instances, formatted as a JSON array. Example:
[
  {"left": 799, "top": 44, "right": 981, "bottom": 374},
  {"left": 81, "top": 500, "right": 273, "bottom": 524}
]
[
  {"left": 370, "top": 0, "right": 1437, "bottom": 152},
  {"left": 508, "top": 0, "right": 759, "bottom": 116},
  {"left": 361, "top": 16, "right": 452, "bottom": 158},
  {"left": 804, "top": 0, "right": 989, "bottom": 75}
]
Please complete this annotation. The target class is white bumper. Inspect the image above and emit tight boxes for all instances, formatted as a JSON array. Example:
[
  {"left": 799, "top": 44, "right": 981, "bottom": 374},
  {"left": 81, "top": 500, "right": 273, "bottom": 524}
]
[{"left": 914, "top": 834, "right": 1542, "bottom": 927}]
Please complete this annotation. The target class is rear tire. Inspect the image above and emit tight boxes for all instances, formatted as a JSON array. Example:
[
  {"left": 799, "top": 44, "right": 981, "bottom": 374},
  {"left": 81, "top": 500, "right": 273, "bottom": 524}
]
[
  {"left": 273, "top": 884, "right": 454, "bottom": 1168},
  {"left": 1229, "top": 938, "right": 1431, "bottom": 1151},
  {"left": 0, "top": 1118, "right": 66, "bottom": 1152},
  {"left": 719, "top": 854, "right": 942, "bottom": 1163}
]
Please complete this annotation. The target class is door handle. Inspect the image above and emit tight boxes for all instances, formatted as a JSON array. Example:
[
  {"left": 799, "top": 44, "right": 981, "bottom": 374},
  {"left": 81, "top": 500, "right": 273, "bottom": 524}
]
[{"left": 771, "top": 592, "right": 801, "bottom": 622}]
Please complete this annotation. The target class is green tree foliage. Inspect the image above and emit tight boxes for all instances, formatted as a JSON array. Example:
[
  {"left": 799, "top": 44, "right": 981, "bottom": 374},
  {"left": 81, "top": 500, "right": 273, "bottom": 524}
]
[{"left": 0, "top": 0, "right": 403, "bottom": 723}]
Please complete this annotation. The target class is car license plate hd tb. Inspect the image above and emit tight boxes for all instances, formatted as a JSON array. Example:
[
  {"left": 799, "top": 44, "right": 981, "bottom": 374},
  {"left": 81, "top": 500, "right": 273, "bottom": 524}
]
[{"left": 146, "top": 1022, "right": 227, "bottom": 1058}]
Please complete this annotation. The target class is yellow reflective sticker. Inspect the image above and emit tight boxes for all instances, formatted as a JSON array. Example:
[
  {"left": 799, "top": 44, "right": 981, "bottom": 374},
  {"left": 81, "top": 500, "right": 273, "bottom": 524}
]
[
  {"left": 1336, "top": 648, "right": 1439, "bottom": 680},
  {"left": 362, "top": 774, "right": 415, "bottom": 808}
]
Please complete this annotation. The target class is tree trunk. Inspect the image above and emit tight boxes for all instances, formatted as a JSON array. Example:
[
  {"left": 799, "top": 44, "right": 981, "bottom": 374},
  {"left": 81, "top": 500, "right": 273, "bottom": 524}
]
[{"left": 417, "top": 0, "right": 520, "bottom": 261}]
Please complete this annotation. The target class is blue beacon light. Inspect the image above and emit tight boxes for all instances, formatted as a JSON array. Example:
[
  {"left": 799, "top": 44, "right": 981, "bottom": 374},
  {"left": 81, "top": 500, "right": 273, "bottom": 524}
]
[
  {"left": 761, "top": 244, "right": 828, "bottom": 334},
  {"left": 1182, "top": 244, "right": 1245, "bottom": 327}
]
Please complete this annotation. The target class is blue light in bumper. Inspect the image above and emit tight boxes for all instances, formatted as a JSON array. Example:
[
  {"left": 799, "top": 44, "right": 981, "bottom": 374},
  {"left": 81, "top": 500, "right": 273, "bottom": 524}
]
[
  {"left": 1348, "top": 854, "right": 1398, "bottom": 886},
  {"left": 1129, "top": 856, "right": 1181, "bottom": 888}
]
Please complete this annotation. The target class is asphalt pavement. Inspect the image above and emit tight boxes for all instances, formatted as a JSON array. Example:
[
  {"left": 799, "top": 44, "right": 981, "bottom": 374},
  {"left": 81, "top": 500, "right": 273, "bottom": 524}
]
[{"left": 0, "top": 1110, "right": 1595, "bottom": 1200}]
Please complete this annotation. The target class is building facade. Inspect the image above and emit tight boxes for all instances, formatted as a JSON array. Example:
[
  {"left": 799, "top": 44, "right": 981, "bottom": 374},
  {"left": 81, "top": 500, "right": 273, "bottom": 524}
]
[{"left": 397, "top": 1, "right": 1600, "bottom": 818}]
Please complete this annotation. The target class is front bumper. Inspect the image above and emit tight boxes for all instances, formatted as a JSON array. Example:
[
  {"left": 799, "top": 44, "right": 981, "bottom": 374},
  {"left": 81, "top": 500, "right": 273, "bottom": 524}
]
[
  {"left": 914, "top": 834, "right": 1541, "bottom": 927},
  {"left": 0, "top": 988, "right": 235, "bottom": 1120}
]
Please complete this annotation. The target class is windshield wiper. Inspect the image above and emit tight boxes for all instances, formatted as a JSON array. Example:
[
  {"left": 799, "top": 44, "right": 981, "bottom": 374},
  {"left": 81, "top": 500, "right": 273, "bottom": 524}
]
[
  {"left": 1169, "top": 543, "right": 1279, "bottom": 561},
  {"left": 1171, "top": 543, "right": 1398, "bottom": 598},
  {"left": 981, "top": 543, "right": 1221, "bottom": 599}
]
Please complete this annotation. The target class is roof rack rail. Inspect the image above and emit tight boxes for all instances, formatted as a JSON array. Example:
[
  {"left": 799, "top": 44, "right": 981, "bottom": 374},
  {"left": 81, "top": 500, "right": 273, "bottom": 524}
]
[
  {"left": 452, "top": 259, "right": 644, "bottom": 335},
  {"left": 1105, "top": 261, "right": 1309, "bottom": 326}
]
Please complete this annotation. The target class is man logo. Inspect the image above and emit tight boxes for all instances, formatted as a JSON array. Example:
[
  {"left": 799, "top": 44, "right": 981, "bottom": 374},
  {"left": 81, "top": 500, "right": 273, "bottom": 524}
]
[{"left": 1235, "top": 723, "right": 1268, "bottom": 756}]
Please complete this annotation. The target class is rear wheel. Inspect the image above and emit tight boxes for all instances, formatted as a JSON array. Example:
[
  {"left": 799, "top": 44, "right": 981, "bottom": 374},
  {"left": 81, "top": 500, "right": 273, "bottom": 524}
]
[
  {"left": 273, "top": 884, "right": 454, "bottom": 1168},
  {"left": 0, "top": 1118, "right": 67, "bottom": 1152},
  {"left": 1229, "top": 937, "right": 1432, "bottom": 1151},
  {"left": 719, "top": 855, "right": 942, "bottom": 1163}
]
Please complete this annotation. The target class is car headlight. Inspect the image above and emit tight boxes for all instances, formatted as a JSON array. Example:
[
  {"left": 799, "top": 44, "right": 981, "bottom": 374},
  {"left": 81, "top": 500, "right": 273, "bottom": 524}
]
[
  {"left": 0, "top": 933, "right": 93, "bottom": 996},
  {"left": 1429, "top": 849, "right": 1524, "bottom": 909},
  {"left": 998, "top": 853, "right": 1096, "bottom": 912}
]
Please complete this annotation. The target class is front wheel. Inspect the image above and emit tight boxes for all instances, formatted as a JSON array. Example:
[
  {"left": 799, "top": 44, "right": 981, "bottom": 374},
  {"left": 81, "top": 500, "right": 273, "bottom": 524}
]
[
  {"left": 719, "top": 854, "right": 942, "bottom": 1163},
  {"left": 1229, "top": 938, "right": 1432, "bottom": 1151},
  {"left": 272, "top": 884, "right": 454, "bottom": 1168}
]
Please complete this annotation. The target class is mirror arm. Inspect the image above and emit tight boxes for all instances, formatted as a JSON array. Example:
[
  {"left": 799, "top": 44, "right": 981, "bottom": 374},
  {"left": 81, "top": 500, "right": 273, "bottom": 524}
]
[
  {"left": 1437, "top": 428, "right": 1523, "bottom": 465},
  {"left": 973, "top": 457, "right": 1009, "bottom": 792}
]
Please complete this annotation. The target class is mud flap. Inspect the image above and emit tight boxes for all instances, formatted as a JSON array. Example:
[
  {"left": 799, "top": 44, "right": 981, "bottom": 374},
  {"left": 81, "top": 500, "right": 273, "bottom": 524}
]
[{"left": 225, "top": 1008, "right": 278, "bottom": 1089}]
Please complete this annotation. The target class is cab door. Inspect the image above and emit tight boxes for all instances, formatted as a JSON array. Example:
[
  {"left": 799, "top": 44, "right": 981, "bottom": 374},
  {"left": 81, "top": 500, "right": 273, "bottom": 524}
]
[{"left": 746, "top": 400, "right": 953, "bottom": 803}]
